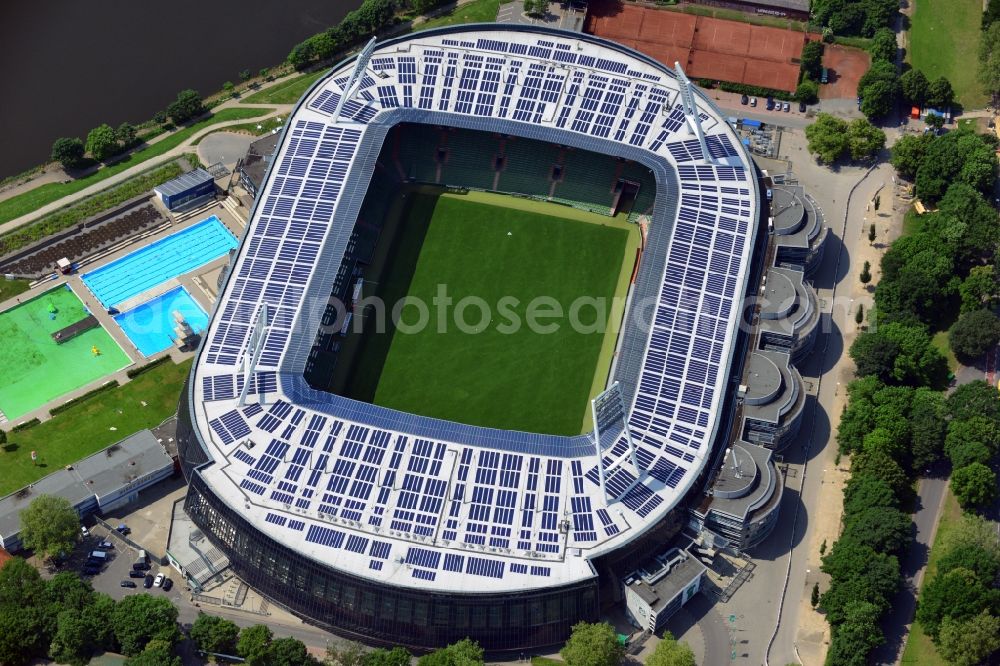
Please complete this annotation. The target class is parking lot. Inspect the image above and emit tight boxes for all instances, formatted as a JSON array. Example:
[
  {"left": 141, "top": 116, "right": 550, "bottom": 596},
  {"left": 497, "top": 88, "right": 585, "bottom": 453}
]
[{"left": 69, "top": 522, "right": 185, "bottom": 605}]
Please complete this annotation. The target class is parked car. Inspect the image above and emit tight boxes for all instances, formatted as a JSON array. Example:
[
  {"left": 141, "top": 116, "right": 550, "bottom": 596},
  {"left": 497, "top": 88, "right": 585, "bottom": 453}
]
[
  {"left": 98, "top": 540, "right": 114, "bottom": 550},
  {"left": 143, "top": 574, "right": 154, "bottom": 589},
  {"left": 115, "top": 524, "right": 130, "bottom": 536},
  {"left": 740, "top": 94, "right": 749, "bottom": 105},
  {"left": 161, "top": 578, "right": 173, "bottom": 592},
  {"left": 80, "top": 526, "right": 89, "bottom": 538},
  {"left": 782, "top": 102, "right": 790, "bottom": 112},
  {"left": 132, "top": 561, "right": 150, "bottom": 571},
  {"left": 128, "top": 570, "right": 146, "bottom": 579},
  {"left": 798, "top": 101, "right": 807, "bottom": 112},
  {"left": 749, "top": 97, "right": 757, "bottom": 107},
  {"left": 120, "top": 581, "right": 137, "bottom": 588},
  {"left": 153, "top": 573, "right": 165, "bottom": 588},
  {"left": 766, "top": 98, "right": 775, "bottom": 110},
  {"left": 821, "top": 67, "right": 829, "bottom": 84}
]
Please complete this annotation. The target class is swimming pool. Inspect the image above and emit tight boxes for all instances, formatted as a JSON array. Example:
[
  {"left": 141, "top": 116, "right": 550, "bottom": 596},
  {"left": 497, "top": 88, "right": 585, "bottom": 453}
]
[
  {"left": 82, "top": 216, "right": 237, "bottom": 309},
  {"left": 114, "top": 286, "right": 209, "bottom": 356}
]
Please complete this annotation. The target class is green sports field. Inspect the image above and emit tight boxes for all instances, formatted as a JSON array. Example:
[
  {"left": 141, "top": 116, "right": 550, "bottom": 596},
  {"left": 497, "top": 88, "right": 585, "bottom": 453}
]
[
  {"left": 0, "top": 285, "right": 130, "bottom": 420},
  {"left": 334, "top": 189, "right": 637, "bottom": 436}
]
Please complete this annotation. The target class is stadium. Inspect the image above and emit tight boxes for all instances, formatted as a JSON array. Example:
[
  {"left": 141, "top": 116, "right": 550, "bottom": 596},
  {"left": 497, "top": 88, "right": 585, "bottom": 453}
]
[{"left": 176, "top": 24, "right": 763, "bottom": 652}]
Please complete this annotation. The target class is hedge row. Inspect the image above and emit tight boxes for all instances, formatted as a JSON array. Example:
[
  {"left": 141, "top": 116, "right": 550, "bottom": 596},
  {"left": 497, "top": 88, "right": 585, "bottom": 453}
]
[
  {"left": 0, "top": 161, "right": 184, "bottom": 256},
  {"left": 126, "top": 356, "right": 172, "bottom": 379},
  {"left": 49, "top": 381, "right": 121, "bottom": 416},
  {"left": 11, "top": 419, "right": 40, "bottom": 433},
  {"left": 717, "top": 81, "right": 795, "bottom": 102}
]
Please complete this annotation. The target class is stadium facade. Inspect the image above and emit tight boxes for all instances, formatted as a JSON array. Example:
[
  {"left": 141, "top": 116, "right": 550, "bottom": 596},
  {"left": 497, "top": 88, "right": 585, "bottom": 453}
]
[{"left": 176, "top": 25, "right": 768, "bottom": 651}]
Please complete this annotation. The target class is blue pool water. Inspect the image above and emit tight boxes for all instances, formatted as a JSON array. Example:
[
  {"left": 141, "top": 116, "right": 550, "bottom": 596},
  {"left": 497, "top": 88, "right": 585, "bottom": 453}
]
[
  {"left": 82, "top": 216, "right": 237, "bottom": 308},
  {"left": 114, "top": 286, "right": 209, "bottom": 356}
]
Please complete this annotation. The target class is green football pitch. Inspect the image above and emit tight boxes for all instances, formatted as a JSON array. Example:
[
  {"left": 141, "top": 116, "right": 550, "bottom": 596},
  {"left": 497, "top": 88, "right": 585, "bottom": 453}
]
[{"left": 332, "top": 189, "right": 638, "bottom": 436}]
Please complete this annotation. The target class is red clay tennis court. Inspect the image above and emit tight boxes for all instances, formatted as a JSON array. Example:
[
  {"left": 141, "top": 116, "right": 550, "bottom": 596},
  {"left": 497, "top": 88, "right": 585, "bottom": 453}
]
[{"left": 586, "top": 1, "right": 812, "bottom": 92}]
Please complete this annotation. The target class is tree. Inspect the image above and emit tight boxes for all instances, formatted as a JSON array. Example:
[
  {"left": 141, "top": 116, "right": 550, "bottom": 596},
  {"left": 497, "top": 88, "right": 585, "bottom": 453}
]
[
  {"left": 916, "top": 567, "right": 1000, "bottom": 639},
  {"left": 19, "top": 495, "right": 79, "bottom": 560},
  {"left": 646, "top": 632, "right": 695, "bottom": 666},
  {"left": 825, "top": 601, "right": 884, "bottom": 666},
  {"left": 937, "top": 543, "right": 1000, "bottom": 581},
  {"left": 805, "top": 113, "right": 849, "bottom": 163},
  {"left": 925, "top": 77, "right": 954, "bottom": 108},
  {"left": 868, "top": 224, "right": 876, "bottom": 244},
  {"left": 115, "top": 122, "right": 137, "bottom": 148},
  {"left": 850, "top": 450, "right": 911, "bottom": 500},
  {"left": 945, "top": 416, "right": 1000, "bottom": 462},
  {"left": 841, "top": 506, "right": 912, "bottom": 554},
  {"left": 266, "top": 636, "right": 318, "bottom": 665},
  {"left": 189, "top": 613, "right": 239, "bottom": 655},
  {"left": 890, "top": 133, "right": 930, "bottom": 180},
  {"left": 166, "top": 89, "right": 204, "bottom": 124},
  {"left": 910, "top": 388, "right": 947, "bottom": 470},
  {"left": 820, "top": 541, "right": 900, "bottom": 625},
  {"left": 418, "top": 638, "right": 484, "bottom": 666},
  {"left": 847, "top": 118, "right": 886, "bottom": 159},
  {"left": 860, "top": 80, "right": 898, "bottom": 118},
  {"left": 811, "top": 582, "right": 820, "bottom": 606},
  {"left": 951, "top": 463, "right": 998, "bottom": 509},
  {"left": 50, "top": 137, "right": 86, "bottom": 170},
  {"left": 362, "top": 647, "right": 413, "bottom": 666},
  {"left": 868, "top": 28, "right": 897, "bottom": 63},
  {"left": 859, "top": 260, "right": 871, "bottom": 285},
  {"left": 949, "top": 309, "right": 1000, "bottom": 360},
  {"left": 855, "top": 304, "right": 864, "bottom": 326},
  {"left": 85, "top": 124, "right": 119, "bottom": 162},
  {"left": 795, "top": 79, "right": 819, "bottom": 104},
  {"left": 950, "top": 380, "right": 1000, "bottom": 423},
  {"left": 223, "top": 81, "right": 235, "bottom": 97},
  {"left": 900, "top": 68, "right": 929, "bottom": 105},
  {"left": 0, "top": 605, "right": 50, "bottom": 666},
  {"left": 49, "top": 609, "right": 96, "bottom": 666},
  {"left": 985, "top": 0, "right": 1000, "bottom": 29},
  {"left": 849, "top": 322, "right": 946, "bottom": 386},
  {"left": 259, "top": 68, "right": 270, "bottom": 80},
  {"left": 123, "top": 639, "right": 181, "bottom": 666},
  {"left": 800, "top": 41, "right": 825, "bottom": 80},
  {"left": 327, "top": 641, "right": 366, "bottom": 666},
  {"left": 960, "top": 265, "right": 999, "bottom": 313},
  {"left": 560, "top": 622, "right": 623, "bottom": 666},
  {"left": 240, "top": 69, "right": 252, "bottom": 81},
  {"left": 111, "top": 594, "right": 180, "bottom": 656},
  {"left": 238, "top": 625, "right": 274, "bottom": 666},
  {"left": 925, "top": 113, "right": 945, "bottom": 130},
  {"left": 938, "top": 612, "right": 1000, "bottom": 666}
]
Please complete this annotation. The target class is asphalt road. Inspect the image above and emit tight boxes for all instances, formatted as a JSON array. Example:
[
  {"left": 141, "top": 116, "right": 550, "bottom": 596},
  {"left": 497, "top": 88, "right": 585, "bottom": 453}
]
[{"left": 872, "top": 474, "right": 948, "bottom": 665}]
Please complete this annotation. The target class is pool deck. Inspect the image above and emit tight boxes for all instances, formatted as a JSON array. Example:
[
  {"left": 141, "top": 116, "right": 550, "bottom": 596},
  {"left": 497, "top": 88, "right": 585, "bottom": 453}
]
[{"left": 0, "top": 202, "right": 244, "bottom": 429}]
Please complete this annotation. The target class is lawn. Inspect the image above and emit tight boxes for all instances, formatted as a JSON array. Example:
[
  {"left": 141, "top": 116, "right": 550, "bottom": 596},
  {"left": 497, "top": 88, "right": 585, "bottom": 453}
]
[
  {"left": 417, "top": 0, "right": 504, "bottom": 31},
  {"left": 909, "top": 0, "right": 988, "bottom": 108},
  {"left": 0, "top": 107, "right": 273, "bottom": 225},
  {"left": 338, "top": 190, "right": 631, "bottom": 436},
  {"left": 0, "top": 358, "right": 191, "bottom": 497},
  {"left": 0, "top": 278, "right": 30, "bottom": 303},
  {"left": 199, "top": 116, "right": 285, "bottom": 143},
  {"left": 899, "top": 487, "right": 963, "bottom": 665},
  {"left": 0, "top": 285, "right": 131, "bottom": 420},
  {"left": 931, "top": 330, "right": 959, "bottom": 373},
  {"left": 241, "top": 70, "right": 327, "bottom": 105}
]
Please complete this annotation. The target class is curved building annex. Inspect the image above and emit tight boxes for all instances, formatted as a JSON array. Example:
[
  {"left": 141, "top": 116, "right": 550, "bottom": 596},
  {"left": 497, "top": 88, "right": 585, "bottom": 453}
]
[{"left": 176, "top": 25, "right": 766, "bottom": 652}]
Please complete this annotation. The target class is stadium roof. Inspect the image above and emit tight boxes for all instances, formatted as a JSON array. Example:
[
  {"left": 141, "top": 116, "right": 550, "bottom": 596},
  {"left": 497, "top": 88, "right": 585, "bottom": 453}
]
[{"left": 186, "top": 25, "right": 760, "bottom": 593}]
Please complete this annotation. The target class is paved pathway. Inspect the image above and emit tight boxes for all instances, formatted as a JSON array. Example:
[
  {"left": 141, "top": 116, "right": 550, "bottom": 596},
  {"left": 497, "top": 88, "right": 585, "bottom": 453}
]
[{"left": 0, "top": 100, "right": 291, "bottom": 237}]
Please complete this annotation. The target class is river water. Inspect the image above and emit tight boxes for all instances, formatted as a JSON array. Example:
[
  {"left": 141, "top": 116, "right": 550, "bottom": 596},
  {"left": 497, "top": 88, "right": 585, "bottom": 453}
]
[{"left": 0, "top": 0, "right": 364, "bottom": 179}]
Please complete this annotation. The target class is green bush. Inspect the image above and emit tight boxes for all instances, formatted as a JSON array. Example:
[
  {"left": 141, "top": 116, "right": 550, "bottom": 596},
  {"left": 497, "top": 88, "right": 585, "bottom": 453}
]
[
  {"left": 11, "top": 419, "right": 41, "bottom": 433},
  {"left": 126, "top": 356, "right": 171, "bottom": 379},
  {"left": 718, "top": 81, "right": 795, "bottom": 101}
]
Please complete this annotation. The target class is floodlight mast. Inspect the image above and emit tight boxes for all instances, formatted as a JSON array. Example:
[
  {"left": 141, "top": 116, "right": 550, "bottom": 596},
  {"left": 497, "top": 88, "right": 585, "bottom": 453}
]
[
  {"left": 674, "top": 62, "right": 714, "bottom": 164},
  {"left": 238, "top": 303, "right": 270, "bottom": 407},
  {"left": 332, "top": 37, "right": 378, "bottom": 121},
  {"left": 591, "top": 382, "right": 641, "bottom": 503}
]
